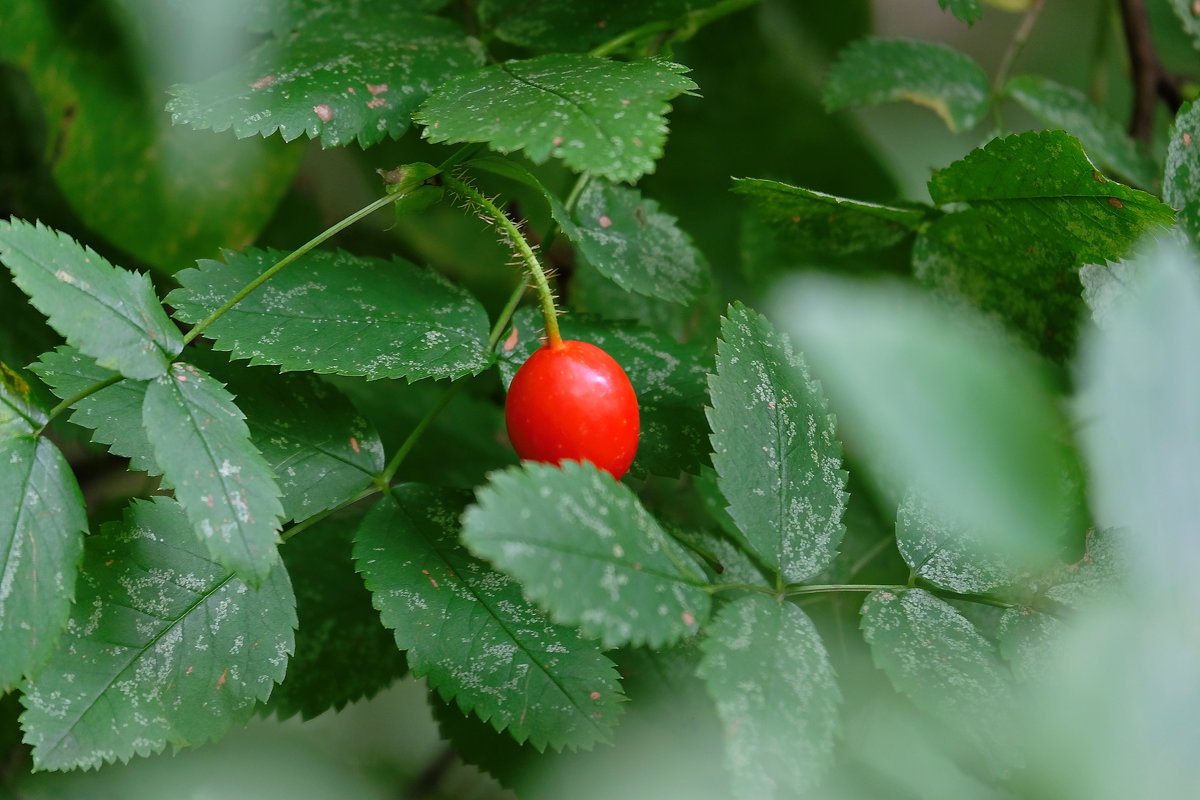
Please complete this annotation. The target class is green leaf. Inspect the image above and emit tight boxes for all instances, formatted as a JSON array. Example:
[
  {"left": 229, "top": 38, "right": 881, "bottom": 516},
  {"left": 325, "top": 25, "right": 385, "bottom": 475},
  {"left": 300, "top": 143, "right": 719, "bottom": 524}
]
[
  {"left": 0, "top": 437, "right": 86, "bottom": 690},
  {"left": 478, "top": 0, "right": 694, "bottom": 52},
  {"left": 860, "top": 588, "right": 1018, "bottom": 773},
  {"left": 0, "top": 362, "right": 48, "bottom": 438},
  {"left": 896, "top": 489, "right": 1024, "bottom": 594},
  {"left": 912, "top": 209, "right": 1081, "bottom": 358},
  {"left": 706, "top": 303, "right": 848, "bottom": 583},
  {"left": 31, "top": 347, "right": 157, "bottom": 474},
  {"left": 731, "top": 177, "right": 925, "bottom": 256},
  {"left": 1042, "top": 528, "right": 1124, "bottom": 609},
  {"left": 20, "top": 497, "right": 296, "bottom": 771},
  {"left": 270, "top": 508, "right": 406, "bottom": 721},
  {"left": 569, "top": 179, "right": 706, "bottom": 303},
  {"left": 778, "top": 276, "right": 1084, "bottom": 569},
  {"left": 354, "top": 486, "right": 624, "bottom": 750},
  {"left": 1003, "top": 75, "right": 1159, "bottom": 188},
  {"left": 1165, "top": 101, "right": 1200, "bottom": 243},
  {"left": 142, "top": 362, "right": 284, "bottom": 585},
  {"left": 697, "top": 595, "right": 841, "bottom": 799},
  {"left": 2, "top": 0, "right": 303, "bottom": 272},
  {"left": 938, "top": 0, "right": 982, "bottom": 23},
  {"left": 1080, "top": 258, "right": 1138, "bottom": 331},
  {"left": 928, "top": 132, "right": 1175, "bottom": 261},
  {"left": 462, "top": 461, "right": 711, "bottom": 649},
  {"left": 168, "top": 248, "right": 491, "bottom": 382},
  {"left": 195, "top": 354, "right": 384, "bottom": 522},
  {"left": 1077, "top": 237, "right": 1200, "bottom": 602},
  {"left": 167, "top": 10, "right": 484, "bottom": 148},
  {"left": 498, "top": 309, "right": 711, "bottom": 477},
  {"left": 230, "top": 0, "right": 456, "bottom": 36},
  {"left": 415, "top": 55, "right": 697, "bottom": 183},
  {"left": 995, "top": 607, "right": 1064, "bottom": 683},
  {"left": 823, "top": 39, "right": 990, "bottom": 132},
  {"left": 0, "top": 220, "right": 183, "bottom": 380},
  {"left": 1167, "top": 0, "right": 1200, "bottom": 50}
]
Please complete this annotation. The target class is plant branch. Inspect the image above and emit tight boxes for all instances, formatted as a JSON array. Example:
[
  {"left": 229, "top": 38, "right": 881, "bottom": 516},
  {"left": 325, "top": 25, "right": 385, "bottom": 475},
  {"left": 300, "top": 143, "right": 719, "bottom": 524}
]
[
  {"left": 992, "top": 0, "right": 1047, "bottom": 130},
  {"left": 37, "top": 373, "right": 121, "bottom": 434},
  {"left": 1118, "top": 0, "right": 1184, "bottom": 142},
  {"left": 280, "top": 485, "right": 381, "bottom": 543},
  {"left": 377, "top": 379, "right": 466, "bottom": 485}
]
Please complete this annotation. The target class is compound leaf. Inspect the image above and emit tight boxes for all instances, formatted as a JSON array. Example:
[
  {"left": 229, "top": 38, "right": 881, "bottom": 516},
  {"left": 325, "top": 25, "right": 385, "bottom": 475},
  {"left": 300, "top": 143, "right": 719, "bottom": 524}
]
[
  {"left": 270, "top": 508, "right": 406, "bottom": 721},
  {"left": 1004, "top": 75, "right": 1158, "bottom": 188},
  {"left": 0, "top": 437, "right": 86, "bottom": 690},
  {"left": 860, "top": 588, "right": 1018, "bottom": 773},
  {"left": 698, "top": 595, "right": 841, "bottom": 799},
  {"left": 498, "top": 309, "right": 711, "bottom": 478},
  {"left": 1165, "top": 101, "right": 1200, "bottom": 243},
  {"left": 142, "top": 362, "right": 284, "bottom": 586},
  {"left": 20, "top": 497, "right": 295, "bottom": 771},
  {"left": 416, "top": 55, "right": 697, "bottom": 183},
  {"left": 568, "top": 179, "right": 706, "bottom": 303},
  {"left": 167, "top": 9, "right": 483, "bottom": 148},
  {"left": 707, "top": 303, "right": 848, "bottom": 583},
  {"left": 824, "top": 39, "right": 990, "bottom": 132},
  {"left": 168, "top": 248, "right": 490, "bottom": 382},
  {"left": 31, "top": 347, "right": 157, "bottom": 474},
  {"left": 732, "top": 177, "right": 925, "bottom": 256},
  {"left": 354, "top": 485, "right": 623, "bottom": 751},
  {"left": 462, "top": 461, "right": 711, "bottom": 649},
  {"left": 0, "top": 220, "right": 182, "bottom": 380}
]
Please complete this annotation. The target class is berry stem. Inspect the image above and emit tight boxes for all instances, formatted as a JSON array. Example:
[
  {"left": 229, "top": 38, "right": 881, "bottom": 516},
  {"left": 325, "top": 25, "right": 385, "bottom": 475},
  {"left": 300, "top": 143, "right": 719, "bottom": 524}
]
[{"left": 441, "top": 172, "right": 563, "bottom": 349}]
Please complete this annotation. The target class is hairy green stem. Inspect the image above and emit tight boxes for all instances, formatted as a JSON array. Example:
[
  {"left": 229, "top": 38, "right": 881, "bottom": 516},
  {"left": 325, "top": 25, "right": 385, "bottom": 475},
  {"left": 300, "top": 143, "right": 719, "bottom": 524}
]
[
  {"left": 280, "top": 485, "right": 381, "bottom": 543},
  {"left": 442, "top": 172, "right": 563, "bottom": 348}
]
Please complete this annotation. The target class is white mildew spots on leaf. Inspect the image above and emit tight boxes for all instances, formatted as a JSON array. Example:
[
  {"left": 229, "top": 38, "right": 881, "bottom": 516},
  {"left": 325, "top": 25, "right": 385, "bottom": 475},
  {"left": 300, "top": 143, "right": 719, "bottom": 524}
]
[
  {"left": 355, "top": 487, "right": 624, "bottom": 751},
  {"left": 0, "top": 437, "right": 86, "bottom": 690},
  {"left": 698, "top": 596, "right": 841, "bottom": 799},
  {"left": 996, "top": 607, "right": 1065, "bottom": 683},
  {"left": 20, "top": 498, "right": 295, "bottom": 771},
  {"left": 896, "top": 489, "right": 1022, "bottom": 594},
  {"left": 462, "top": 461, "right": 710, "bottom": 649},
  {"left": 167, "top": 11, "right": 484, "bottom": 148},
  {"left": 143, "top": 363, "right": 284, "bottom": 585},
  {"left": 415, "top": 54, "right": 696, "bottom": 183},
  {"left": 860, "top": 588, "right": 1020, "bottom": 774},
  {"left": 167, "top": 248, "right": 490, "bottom": 382},
  {"left": 707, "top": 304, "right": 848, "bottom": 584},
  {"left": 0, "top": 221, "right": 182, "bottom": 380}
]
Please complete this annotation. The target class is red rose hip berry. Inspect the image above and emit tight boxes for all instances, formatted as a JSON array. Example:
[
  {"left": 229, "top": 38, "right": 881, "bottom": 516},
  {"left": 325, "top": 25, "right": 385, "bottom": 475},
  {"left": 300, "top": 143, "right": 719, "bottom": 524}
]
[{"left": 505, "top": 340, "right": 640, "bottom": 479}]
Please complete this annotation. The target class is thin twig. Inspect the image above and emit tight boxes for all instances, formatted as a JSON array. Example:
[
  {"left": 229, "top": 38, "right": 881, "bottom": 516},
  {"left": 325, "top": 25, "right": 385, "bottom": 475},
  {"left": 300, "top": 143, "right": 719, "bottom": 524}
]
[{"left": 1117, "top": 0, "right": 1183, "bottom": 142}]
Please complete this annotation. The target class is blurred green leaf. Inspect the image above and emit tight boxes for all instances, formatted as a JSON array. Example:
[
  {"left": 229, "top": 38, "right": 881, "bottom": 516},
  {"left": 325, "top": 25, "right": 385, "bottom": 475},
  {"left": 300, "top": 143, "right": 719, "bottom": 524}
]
[
  {"left": 1, "top": 0, "right": 302, "bottom": 272},
  {"left": 860, "top": 588, "right": 1018, "bottom": 774},
  {"left": 231, "top": 0, "right": 456, "bottom": 35},
  {"left": 732, "top": 177, "right": 925, "bottom": 256},
  {"left": 995, "top": 607, "right": 1064, "bottom": 683},
  {"left": 21, "top": 497, "right": 295, "bottom": 771},
  {"left": 169, "top": 248, "right": 492, "bottom": 382},
  {"left": 706, "top": 303, "right": 848, "bottom": 583},
  {"left": 0, "top": 220, "right": 182, "bottom": 380},
  {"left": 416, "top": 55, "right": 697, "bottom": 183},
  {"left": 697, "top": 595, "right": 841, "bottom": 799},
  {"left": 1167, "top": 0, "right": 1200, "bottom": 50},
  {"left": 478, "top": 0, "right": 695, "bottom": 52},
  {"left": 938, "top": 0, "right": 983, "bottom": 23},
  {"left": 568, "top": 179, "right": 707, "bottom": 303},
  {"left": 824, "top": 38, "right": 990, "bottom": 132},
  {"left": 1003, "top": 75, "right": 1159, "bottom": 188},
  {"left": 499, "top": 308, "right": 712, "bottom": 477},
  {"left": 32, "top": 346, "right": 156, "bottom": 472},
  {"left": 167, "top": 10, "right": 483, "bottom": 148},
  {"left": 462, "top": 461, "right": 711, "bottom": 649},
  {"left": 778, "top": 275, "right": 1084, "bottom": 568},
  {"left": 270, "top": 507, "right": 407, "bottom": 720},
  {"left": 355, "top": 485, "right": 624, "bottom": 750},
  {"left": 1164, "top": 101, "right": 1200, "bottom": 243},
  {"left": 0, "top": 436, "right": 86, "bottom": 690},
  {"left": 143, "top": 362, "right": 284, "bottom": 585}
]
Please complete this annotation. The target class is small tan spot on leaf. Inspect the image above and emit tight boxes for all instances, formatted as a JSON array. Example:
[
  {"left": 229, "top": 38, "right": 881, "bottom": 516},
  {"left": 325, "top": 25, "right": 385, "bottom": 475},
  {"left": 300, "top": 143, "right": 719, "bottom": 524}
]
[
  {"left": 313, "top": 104, "right": 334, "bottom": 123},
  {"left": 598, "top": 215, "right": 613, "bottom": 228},
  {"left": 1108, "top": 197, "right": 1124, "bottom": 209},
  {"left": 250, "top": 75, "right": 276, "bottom": 90}
]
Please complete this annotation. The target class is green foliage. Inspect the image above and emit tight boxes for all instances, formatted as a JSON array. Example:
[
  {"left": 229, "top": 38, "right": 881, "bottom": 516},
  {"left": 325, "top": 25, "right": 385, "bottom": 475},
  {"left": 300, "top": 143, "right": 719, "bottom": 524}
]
[
  {"left": 938, "top": 0, "right": 982, "bottom": 24},
  {"left": 0, "top": 220, "right": 182, "bottom": 380},
  {"left": 355, "top": 485, "right": 624, "bottom": 750},
  {"left": 416, "top": 55, "right": 697, "bottom": 182},
  {"left": 707, "top": 303, "right": 847, "bottom": 583},
  {"left": 824, "top": 38, "right": 990, "bottom": 132},
  {"left": 462, "top": 462, "right": 711, "bottom": 648},
  {"left": 20, "top": 497, "right": 296, "bottom": 771},
  {"left": 478, "top": 0, "right": 695, "bottom": 52},
  {"left": 169, "top": 248, "right": 492, "bottom": 381},
  {"left": 168, "top": 8, "right": 484, "bottom": 148},
  {"left": 1165, "top": 102, "right": 1200, "bottom": 242}
]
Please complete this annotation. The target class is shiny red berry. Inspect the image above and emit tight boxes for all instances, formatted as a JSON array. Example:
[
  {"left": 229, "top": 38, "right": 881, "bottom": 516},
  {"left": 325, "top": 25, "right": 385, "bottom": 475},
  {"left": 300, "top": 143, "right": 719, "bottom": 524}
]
[{"left": 505, "top": 340, "right": 640, "bottom": 479}]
